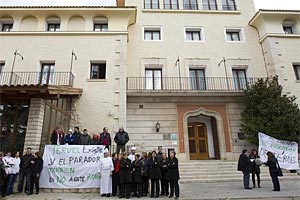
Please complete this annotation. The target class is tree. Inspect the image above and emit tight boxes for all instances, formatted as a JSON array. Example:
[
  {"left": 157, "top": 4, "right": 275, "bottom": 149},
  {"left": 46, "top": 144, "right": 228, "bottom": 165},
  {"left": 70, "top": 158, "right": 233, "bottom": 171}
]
[{"left": 241, "top": 77, "right": 300, "bottom": 145}]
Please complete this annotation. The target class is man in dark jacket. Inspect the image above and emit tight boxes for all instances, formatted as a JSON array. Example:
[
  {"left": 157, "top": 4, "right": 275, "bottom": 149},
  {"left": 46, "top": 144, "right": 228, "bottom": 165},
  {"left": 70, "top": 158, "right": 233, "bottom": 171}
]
[
  {"left": 167, "top": 151, "right": 180, "bottom": 199},
  {"left": 78, "top": 129, "right": 92, "bottom": 145},
  {"left": 114, "top": 127, "right": 129, "bottom": 154},
  {"left": 98, "top": 127, "right": 112, "bottom": 150},
  {"left": 119, "top": 153, "right": 132, "bottom": 199},
  {"left": 265, "top": 151, "right": 281, "bottom": 191},
  {"left": 112, "top": 153, "right": 121, "bottom": 197},
  {"left": 160, "top": 153, "right": 169, "bottom": 196},
  {"left": 29, "top": 152, "right": 43, "bottom": 195},
  {"left": 141, "top": 152, "right": 149, "bottom": 196},
  {"left": 237, "top": 149, "right": 252, "bottom": 190},
  {"left": 50, "top": 127, "right": 64, "bottom": 145},
  {"left": 149, "top": 151, "right": 161, "bottom": 198},
  {"left": 131, "top": 154, "right": 143, "bottom": 198},
  {"left": 18, "top": 147, "right": 34, "bottom": 194},
  {"left": 73, "top": 127, "right": 82, "bottom": 145}
]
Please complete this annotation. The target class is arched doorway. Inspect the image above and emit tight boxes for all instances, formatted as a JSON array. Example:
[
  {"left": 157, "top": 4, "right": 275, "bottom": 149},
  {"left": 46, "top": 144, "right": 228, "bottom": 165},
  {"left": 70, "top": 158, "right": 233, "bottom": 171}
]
[{"left": 188, "top": 121, "right": 209, "bottom": 160}]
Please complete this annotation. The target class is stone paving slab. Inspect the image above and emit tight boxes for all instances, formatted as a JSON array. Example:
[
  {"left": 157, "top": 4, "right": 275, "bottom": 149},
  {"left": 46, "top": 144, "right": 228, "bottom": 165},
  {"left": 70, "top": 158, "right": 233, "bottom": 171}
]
[{"left": 5, "top": 180, "right": 300, "bottom": 200}]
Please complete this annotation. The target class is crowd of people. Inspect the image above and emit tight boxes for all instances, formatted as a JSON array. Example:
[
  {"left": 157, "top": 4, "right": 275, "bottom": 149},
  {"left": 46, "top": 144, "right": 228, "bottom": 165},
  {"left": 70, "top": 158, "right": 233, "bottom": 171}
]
[
  {"left": 0, "top": 147, "right": 43, "bottom": 199},
  {"left": 238, "top": 149, "right": 281, "bottom": 191},
  {"left": 99, "top": 146, "right": 180, "bottom": 199}
]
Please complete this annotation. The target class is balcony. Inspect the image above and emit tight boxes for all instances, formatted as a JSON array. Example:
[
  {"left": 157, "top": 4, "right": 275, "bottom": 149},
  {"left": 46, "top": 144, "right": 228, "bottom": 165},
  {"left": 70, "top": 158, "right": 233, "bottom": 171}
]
[
  {"left": 0, "top": 72, "right": 74, "bottom": 87},
  {"left": 127, "top": 77, "right": 261, "bottom": 96}
]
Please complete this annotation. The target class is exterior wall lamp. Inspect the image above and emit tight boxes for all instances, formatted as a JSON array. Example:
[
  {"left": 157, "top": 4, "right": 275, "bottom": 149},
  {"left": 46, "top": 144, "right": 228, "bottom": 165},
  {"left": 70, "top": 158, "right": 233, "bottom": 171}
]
[{"left": 156, "top": 121, "right": 161, "bottom": 132}]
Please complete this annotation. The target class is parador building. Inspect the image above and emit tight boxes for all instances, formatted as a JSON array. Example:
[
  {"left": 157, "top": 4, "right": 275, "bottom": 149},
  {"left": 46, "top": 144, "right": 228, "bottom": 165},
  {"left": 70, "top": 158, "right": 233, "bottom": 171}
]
[{"left": 0, "top": 0, "right": 299, "bottom": 161}]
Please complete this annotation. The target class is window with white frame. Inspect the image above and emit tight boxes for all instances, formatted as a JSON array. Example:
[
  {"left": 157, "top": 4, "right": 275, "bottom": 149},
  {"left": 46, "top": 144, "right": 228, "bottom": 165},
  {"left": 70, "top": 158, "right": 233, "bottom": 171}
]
[
  {"left": 90, "top": 62, "right": 106, "bottom": 79},
  {"left": 225, "top": 28, "right": 244, "bottom": 42},
  {"left": 145, "top": 68, "right": 162, "bottom": 90},
  {"left": 282, "top": 20, "right": 298, "bottom": 34},
  {"left": 164, "top": 0, "right": 179, "bottom": 9},
  {"left": 189, "top": 68, "right": 206, "bottom": 90},
  {"left": 46, "top": 17, "right": 61, "bottom": 31},
  {"left": 93, "top": 17, "right": 108, "bottom": 31},
  {"left": 144, "top": 27, "right": 162, "bottom": 41},
  {"left": 185, "top": 27, "right": 203, "bottom": 41},
  {"left": 222, "top": 0, "right": 236, "bottom": 10},
  {"left": 183, "top": 0, "right": 198, "bottom": 10},
  {"left": 202, "top": 0, "right": 217, "bottom": 10},
  {"left": 144, "top": 0, "right": 159, "bottom": 9},
  {"left": 293, "top": 64, "right": 300, "bottom": 80},
  {"left": 232, "top": 68, "right": 247, "bottom": 90}
]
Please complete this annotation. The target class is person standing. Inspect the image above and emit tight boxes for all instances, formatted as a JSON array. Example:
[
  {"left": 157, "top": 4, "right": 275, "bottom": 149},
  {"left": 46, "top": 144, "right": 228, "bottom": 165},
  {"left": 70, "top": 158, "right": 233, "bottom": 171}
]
[
  {"left": 73, "top": 127, "right": 82, "bottom": 145},
  {"left": 168, "top": 151, "right": 180, "bottom": 199},
  {"left": 78, "top": 129, "right": 92, "bottom": 145},
  {"left": 114, "top": 127, "right": 129, "bottom": 154},
  {"left": 3, "top": 151, "right": 14, "bottom": 196},
  {"left": 99, "top": 127, "right": 112, "bottom": 150},
  {"left": 50, "top": 126, "right": 65, "bottom": 145},
  {"left": 148, "top": 151, "right": 161, "bottom": 198},
  {"left": 249, "top": 149, "right": 261, "bottom": 188},
  {"left": 0, "top": 152, "right": 7, "bottom": 198},
  {"left": 131, "top": 154, "right": 143, "bottom": 198},
  {"left": 237, "top": 149, "right": 252, "bottom": 190},
  {"left": 18, "top": 147, "right": 34, "bottom": 194},
  {"left": 265, "top": 151, "right": 281, "bottom": 191},
  {"left": 91, "top": 133, "right": 100, "bottom": 145},
  {"left": 99, "top": 149, "right": 114, "bottom": 197},
  {"left": 128, "top": 147, "right": 136, "bottom": 163},
  {"left": 112, "top": 153, "right": 121, "bottom": 197},
  {"left": 156, "top": 146, "right": 163, "bottom": 162},
  {"left": 6, "top": 151, "right": 20, "bottom": 195},
  {"left": 160, "top": 153, "right": 169, "bottom": 196},
  {"left": 29, "top": 152, "right": 43, "bottom": 195},
  {"left": 141, "top": 152, "right": 149, "bottom": 197},
  {"left": 65, "top": 129, "right": 75, "bottom": 145},
  {"left": 119, "top": 153, "right": 132, "bottom": 199}
]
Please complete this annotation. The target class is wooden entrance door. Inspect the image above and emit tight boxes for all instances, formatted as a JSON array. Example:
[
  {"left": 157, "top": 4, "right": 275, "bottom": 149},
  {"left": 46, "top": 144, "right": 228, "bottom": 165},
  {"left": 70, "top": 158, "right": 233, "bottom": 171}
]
[{"left": 188, "top": 122, "right": 209, "bottom": 160}]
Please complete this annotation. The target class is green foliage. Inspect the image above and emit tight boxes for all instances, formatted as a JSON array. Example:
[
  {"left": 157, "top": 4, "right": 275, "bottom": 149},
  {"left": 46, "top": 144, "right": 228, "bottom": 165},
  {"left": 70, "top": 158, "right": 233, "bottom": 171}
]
[{"left": 241, "top": 77, "right": 300, "bottom": 145}]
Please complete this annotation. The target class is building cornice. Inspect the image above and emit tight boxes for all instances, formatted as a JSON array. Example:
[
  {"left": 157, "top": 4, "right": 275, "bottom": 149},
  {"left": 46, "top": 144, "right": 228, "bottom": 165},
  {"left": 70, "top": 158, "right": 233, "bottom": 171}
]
[
  {"left": 0, "top": 6, "right": 136, "bottom": 11},
  {"left": 141, "top": 9, "right": 241, "bottom": 15},
  {"left": 0, "top": 31, "right": 129, "bottom": 36},
  {"left": 259, "top": 33, "right": 300, "bottom": 43}
]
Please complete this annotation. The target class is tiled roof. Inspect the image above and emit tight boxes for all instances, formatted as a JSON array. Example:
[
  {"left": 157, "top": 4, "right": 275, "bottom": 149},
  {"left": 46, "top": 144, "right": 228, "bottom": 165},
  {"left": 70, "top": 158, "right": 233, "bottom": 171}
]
[{"left": 0, "top": 5, "right": 135, "bottom": 9}]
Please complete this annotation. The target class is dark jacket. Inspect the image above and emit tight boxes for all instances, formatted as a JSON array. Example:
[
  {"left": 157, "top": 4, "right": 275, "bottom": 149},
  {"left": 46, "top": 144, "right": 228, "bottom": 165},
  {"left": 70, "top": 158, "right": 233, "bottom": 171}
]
[
  {"left": 30, "top": 157, "right": 43, "bottom": 176},
  {"left": 265, "top": 156, "right": 279, "bottom": 174},
  {"left": 148, "top": 157, "right": 162, "bottom": 179},
  {"left": 114, "top": 131, "right": 129, "bottom": 145},
  {"left": 73, "top": 131, "right": 82, "bottom": 145},
  {"left": 237, "top": 153, "right": 251, "bottom": 173},
  {"left": 141, "top": 157, "right": 149, "bottom": 177},
  {"left": 119, "top": 158, "right": 132, "bottom": 183},
  {"left": 249, "top": 154, "right": 260, "bottom": 174},
  {"left": 167, "top": 157, "right": 180, "bottom": 180},
  {"left": 65, "top": 134, "right": 75, "bottom": 145},
  {"left": 131, "top": 158, "right": 143, "bottom": 183},
  {"left": 78, "top": 134, "right": 92, "bottom": 145},
  {"left": 98, "top": 132, "right": 112, "bottom": 147},
  {"left": 161, "top": 158, "right": 169, "bottom": 180},
  {"left": 51, "top": 130, "right": 65, "bottom": 145},
  {"left": 20, "top": 153, "right": 35, "bottom": 172},
  {"left": 0, "top": 159, "right": 6, "bottom": 186}
]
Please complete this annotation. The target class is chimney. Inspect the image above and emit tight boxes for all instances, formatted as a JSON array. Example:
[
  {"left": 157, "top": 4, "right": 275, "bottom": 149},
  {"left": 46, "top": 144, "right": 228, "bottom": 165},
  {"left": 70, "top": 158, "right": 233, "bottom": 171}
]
[{"left": 117, "top": 0, "right": 125, "bottom": 7}]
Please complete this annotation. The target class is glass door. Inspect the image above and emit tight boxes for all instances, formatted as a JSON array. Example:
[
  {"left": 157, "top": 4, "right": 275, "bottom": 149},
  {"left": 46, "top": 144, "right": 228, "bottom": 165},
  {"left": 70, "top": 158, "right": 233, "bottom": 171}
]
[
  {"left": 40, "top": 63, "right": 55, "bottom": 85},
  {"left": 145, "top": 69, "right": 162, "bottom": 90}
]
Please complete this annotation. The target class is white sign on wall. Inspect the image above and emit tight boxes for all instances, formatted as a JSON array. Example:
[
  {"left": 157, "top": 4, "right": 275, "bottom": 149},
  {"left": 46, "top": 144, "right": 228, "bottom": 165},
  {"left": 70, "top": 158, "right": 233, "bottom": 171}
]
[
  {"left": 40, "top": 145, "right": 105, "bottom": 189},
  {"left": 258, "top": 132, "right": 299, "bottom": 170}
]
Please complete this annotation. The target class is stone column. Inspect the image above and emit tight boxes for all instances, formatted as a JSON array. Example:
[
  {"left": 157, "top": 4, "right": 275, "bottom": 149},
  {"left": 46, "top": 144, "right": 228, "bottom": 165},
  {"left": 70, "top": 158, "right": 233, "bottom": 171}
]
[{"left": 24, "top": 98, "right": 45, "bottom": 153}]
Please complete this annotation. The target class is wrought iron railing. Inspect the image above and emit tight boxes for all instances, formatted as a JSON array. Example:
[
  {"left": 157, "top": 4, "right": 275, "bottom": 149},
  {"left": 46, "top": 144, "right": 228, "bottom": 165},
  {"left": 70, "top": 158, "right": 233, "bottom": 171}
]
[
  {"left": 0, "top": 72, "right": 75, "bottom": 87},
  {"left": 222, "top": 5, "right": 237, "bottom": 10},
  {"left": 127, "top": 77, "right": 262, "bottom": 92}
]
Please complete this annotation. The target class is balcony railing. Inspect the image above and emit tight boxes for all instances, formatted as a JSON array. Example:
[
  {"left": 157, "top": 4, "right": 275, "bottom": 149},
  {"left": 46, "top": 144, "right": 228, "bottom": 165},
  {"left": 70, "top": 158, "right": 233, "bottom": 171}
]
[
  {"left": 127, "top": 77, "right": 262, "bottom": 92},
  {"left": 222, "top": 5, "right": 237, "bottom": 10},
  {"left": 0, "top": 72, "right": 75, "bottom": 87}
]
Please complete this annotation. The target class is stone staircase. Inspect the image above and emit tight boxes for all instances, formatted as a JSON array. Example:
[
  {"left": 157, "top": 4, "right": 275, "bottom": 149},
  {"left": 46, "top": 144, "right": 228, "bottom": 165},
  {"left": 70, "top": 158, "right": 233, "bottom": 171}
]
[{"left": 178, "top": 160, "right": 300, "bottom": 183}]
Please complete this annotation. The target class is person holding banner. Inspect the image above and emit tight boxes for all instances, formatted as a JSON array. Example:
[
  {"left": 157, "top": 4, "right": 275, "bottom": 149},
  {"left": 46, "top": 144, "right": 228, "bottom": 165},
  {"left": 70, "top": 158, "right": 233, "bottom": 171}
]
[
  {"left": 99, "top": 149, "right": 114, "bottom": 197},
  {"left": 237, "top": 149, "right": 252, "bottom": 190},
  {"left": 265, "top": 151, "right": 281, "bottom": 191}
]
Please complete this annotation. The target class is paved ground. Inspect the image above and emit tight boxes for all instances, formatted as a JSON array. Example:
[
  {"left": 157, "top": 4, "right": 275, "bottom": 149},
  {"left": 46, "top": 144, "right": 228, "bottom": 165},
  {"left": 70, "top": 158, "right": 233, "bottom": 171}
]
[{"left": 5, "top": 179, "right": 300, "bottom": 200}]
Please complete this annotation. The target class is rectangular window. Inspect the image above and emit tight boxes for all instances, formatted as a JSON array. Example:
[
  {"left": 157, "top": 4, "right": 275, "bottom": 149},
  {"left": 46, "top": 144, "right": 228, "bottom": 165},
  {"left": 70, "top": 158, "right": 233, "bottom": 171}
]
[
  {"left": 222, "top": 0, "right": 236, "bottom": 10},
  {"left": 283, "top": 26, "right": 293, "bottom": 34},
  {"left": 164, "top": 0, "right": 179, "bottom": 9},
  {"left": 183, "top": 0, "right": 198, "bottom": 10},
  {"left": 185, "top": 28, "right": 203, "bottom": 41},
  {"left": 0, "top": 63, "right": 4, "bottom": 73},
  {"left": 202, "top": 0, "right": 217, "bottom": 10},
  {"left": 232, "top": 69, "right": 247, "bottom": 90},
  {"left": 47, "top": 23, "right": 60, "bottom": 31},
  {"left": 90, "top": 62, "right": 106, "bottom": 79},
  {"left": 293, "top": 64, "right": 300, "bottom": 80},
  {"left": 94, "top": 23, "right": 108, "bottom": 31},
  {"left": 144, "top": 28, "right": 161, "bottom": 41},
  {"left": 226, "top": 28, "right": 243, "bottom": 41},
  {"left": 40, "top": 63, "right": 55, "bottom": 85},
  {"left": 189, "top": 69, "right": 206, "bottom": 90},
  {"left": 145, "top": 0, "right": 159, "bottom": 9},
  {"left": 1, "top": 23, "right": 13, "bottom": 32},
  {"left": 145, "top": 69, "right": 162, "bottom": 90}
]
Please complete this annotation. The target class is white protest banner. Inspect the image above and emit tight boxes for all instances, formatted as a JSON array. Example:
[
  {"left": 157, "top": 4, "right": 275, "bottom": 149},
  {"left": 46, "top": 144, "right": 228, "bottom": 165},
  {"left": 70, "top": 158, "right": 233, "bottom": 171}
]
[
  {"left": 40, "top": 145, "right": 105, "bottom": 188},
  {"left": 258, "top": 132, "right": 299, "bottom": 170}
]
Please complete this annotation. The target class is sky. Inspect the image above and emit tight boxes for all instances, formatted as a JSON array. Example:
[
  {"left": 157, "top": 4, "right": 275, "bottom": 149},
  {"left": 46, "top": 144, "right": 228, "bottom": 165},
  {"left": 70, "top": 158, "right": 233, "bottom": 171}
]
[{"left": 0, "top": 0, "right": 299, "bottom": 10}]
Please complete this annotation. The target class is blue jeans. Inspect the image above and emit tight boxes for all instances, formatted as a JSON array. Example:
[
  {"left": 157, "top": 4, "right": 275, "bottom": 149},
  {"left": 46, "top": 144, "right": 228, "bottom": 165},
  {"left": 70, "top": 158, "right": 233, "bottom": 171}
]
[
  {"left": 242, "top": 171, "right": 250, "bottom": 189},
  {"left": 6, "top": 173, "right": 18, "bottom": 195}
]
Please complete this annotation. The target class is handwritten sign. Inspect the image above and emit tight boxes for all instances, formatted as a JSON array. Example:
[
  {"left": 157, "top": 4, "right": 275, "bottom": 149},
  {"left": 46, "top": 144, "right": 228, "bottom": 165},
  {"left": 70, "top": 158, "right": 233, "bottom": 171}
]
[
  {"left": 40, "top": 145, "right": 105, "bottom": 188},
  {"left": 258, "top": 132, "right": 299, "bottom": 170}
]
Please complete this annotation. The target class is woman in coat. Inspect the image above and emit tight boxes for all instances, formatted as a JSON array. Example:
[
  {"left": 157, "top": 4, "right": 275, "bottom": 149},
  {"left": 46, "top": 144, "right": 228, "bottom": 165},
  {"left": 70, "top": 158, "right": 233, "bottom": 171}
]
[
  {"left": 131, "top": 154, "right": 143, "bottom": 198},
  {"left": 249, "top": 149, "right": 261, "bottom": 188},
  {"left": 112, "top": 153, "right": 121, "bottom": 197},
  {"left": 29, "top": 152, "right": 43, "bottom": 195},
  {"left": 141, "top": 152, "right": 149, "bottom": 196},
  {"left": 119, "top": 153, "right": 132, "bottom": 199},
  {"left": 167, "top": 151, "right": 180, "bottom": 199},
  {"left": 265, "top": 151, "right": 280, "bottom": 191},
  {"left": 148, "top": 151, "right": 161, "bottom": 198}
]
